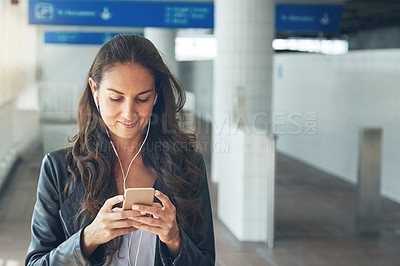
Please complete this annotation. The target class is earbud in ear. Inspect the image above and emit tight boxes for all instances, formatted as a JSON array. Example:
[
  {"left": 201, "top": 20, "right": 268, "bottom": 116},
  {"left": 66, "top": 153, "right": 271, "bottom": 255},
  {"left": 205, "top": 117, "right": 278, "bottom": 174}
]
[
  {"left": 94, "top": 91, "right": 99, "bottom": 110},
  {"left": 153, "top": 94, "right": 158, "bottom": 106}
]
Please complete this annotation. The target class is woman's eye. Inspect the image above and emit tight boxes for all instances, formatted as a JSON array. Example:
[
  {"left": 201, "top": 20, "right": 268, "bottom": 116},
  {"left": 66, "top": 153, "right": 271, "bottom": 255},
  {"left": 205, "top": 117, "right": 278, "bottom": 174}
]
[
  {"left": 110, "top": 97, "right": 122, "bottom": 102},
  {"left": 137, "top": 98, "right": 149, "bottom": 103}
]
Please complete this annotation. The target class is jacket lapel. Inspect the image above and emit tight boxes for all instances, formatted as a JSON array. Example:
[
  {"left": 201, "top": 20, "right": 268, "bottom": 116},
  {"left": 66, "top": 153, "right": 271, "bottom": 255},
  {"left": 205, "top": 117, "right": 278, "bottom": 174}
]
[{"left": 59, "top": 179, "right": 89, "bottom": 237}]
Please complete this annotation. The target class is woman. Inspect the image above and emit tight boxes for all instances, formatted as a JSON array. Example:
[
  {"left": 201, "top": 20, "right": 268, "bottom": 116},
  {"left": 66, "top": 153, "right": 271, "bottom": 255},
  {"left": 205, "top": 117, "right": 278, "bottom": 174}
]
[{"left": 26, "top": 34, "right": 215, "bottom": 265}]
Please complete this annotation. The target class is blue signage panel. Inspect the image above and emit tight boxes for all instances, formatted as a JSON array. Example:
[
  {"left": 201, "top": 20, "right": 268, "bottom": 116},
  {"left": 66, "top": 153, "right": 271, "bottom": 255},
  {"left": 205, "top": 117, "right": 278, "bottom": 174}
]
[
  {"left": 44, "top": 32, "right": 143, "bottom": 45},
  {"left": 29, "top": 0, "right": 214, "bottom": 28},
  {"left": 276, "top": 4, "right": 342, "bottom": 32}
]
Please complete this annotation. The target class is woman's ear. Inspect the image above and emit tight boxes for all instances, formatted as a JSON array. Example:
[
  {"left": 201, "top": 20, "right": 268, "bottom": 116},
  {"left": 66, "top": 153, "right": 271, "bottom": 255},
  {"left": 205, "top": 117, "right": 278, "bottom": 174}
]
[{"left": 88, "top": 77, "right": 99, "bottom": 109}]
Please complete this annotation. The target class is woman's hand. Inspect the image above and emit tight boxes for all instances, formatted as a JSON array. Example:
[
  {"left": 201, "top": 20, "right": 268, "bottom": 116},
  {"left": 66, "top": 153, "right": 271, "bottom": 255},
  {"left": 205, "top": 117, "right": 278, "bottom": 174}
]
[
  {"left": 130, "top": 190, "right": 181, "bottom": 258},
  {"left": 80, "top": 195, "right": 145, "bottom": 258}
]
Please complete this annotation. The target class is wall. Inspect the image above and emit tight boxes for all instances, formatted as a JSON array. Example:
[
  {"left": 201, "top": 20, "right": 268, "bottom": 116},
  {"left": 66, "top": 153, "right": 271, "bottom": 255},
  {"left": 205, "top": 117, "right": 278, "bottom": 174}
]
[
  {"left": 38, "top": 27, "right": 104, "bottom": 118},
  {"left": 38, "top": 28, "right": 100, "bottom": 152},
  {"left": 178, "top": 60, "right": 213, "bottom": 119},
  {"left": 177, "top": 60, "right": 214, "bottom": 177},
  {"left": 38, "top": 27, "right": 142, "bottom": 152},
  {"left": 0, "top": 0, "right": 41, "bottom": 189},
  {"left": 38, "top": 30, "right": 210, "bottom": 152},
  {"left": 273, "top": 49, "right": 400, "bottom": 204}
]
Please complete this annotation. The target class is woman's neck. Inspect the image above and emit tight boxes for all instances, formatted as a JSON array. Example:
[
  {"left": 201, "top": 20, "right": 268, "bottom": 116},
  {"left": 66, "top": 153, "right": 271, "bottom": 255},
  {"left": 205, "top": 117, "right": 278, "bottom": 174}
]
[{"left": 110, "top": 134, "right": 144, "bottom": 161}]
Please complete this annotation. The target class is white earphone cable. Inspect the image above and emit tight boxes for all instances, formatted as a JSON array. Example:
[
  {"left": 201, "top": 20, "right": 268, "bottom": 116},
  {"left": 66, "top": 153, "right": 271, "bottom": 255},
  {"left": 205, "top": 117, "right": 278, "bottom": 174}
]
[
  {"left": 107, "top": 118, "right": 151, "bottom": 191},
  {"left": 106, "top": 119, "right": 151, "bottom": 266},
  {"left": 95, "top": 91, "right": 156, "bottom": 265},
  {"left": 128, "top": 229, "right": 144, "bottom": 266}
]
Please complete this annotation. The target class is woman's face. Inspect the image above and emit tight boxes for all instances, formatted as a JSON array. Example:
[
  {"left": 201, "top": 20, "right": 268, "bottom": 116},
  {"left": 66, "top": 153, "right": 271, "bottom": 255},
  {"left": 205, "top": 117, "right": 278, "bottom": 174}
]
[{"left": 89, "top": 63, "right": 156, "bottom": 143}]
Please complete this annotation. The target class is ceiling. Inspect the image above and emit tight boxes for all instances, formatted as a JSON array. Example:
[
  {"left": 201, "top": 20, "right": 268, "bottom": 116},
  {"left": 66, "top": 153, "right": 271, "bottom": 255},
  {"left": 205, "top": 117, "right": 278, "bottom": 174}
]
[{"left": 341, "top": 0, "right": 400, "bottom": 34}]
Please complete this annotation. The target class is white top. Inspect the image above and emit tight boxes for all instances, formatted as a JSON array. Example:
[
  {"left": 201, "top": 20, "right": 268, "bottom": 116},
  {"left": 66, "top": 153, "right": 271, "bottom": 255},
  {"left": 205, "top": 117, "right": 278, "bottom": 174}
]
[{"left": 107, "top": 230, "right": 157, "bottom": 266}]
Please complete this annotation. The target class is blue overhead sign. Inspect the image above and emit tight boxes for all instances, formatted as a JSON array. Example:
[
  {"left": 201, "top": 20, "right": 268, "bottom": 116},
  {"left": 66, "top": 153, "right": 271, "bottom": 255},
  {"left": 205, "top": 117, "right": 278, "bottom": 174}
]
[
  {"left": 44, "top": 32, "right": 143, "bottom": 45},
  {"left": 276, "top": 4, "right": 342, "bottom": 32},
  {"left": 29, "top": 0, "right": 214, "bottom": 28}
]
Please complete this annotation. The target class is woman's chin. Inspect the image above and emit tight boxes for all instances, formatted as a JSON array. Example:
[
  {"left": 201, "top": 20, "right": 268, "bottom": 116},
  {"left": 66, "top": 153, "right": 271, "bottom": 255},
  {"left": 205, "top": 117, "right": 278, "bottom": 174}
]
[{"left": 111, "top": 129, "right": 143, "bottom": 142}]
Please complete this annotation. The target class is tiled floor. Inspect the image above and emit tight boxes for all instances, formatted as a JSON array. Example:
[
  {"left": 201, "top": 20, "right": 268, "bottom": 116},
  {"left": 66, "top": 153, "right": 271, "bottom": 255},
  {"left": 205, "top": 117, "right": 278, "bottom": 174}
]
[
  {"left": 0, "top": 148, "right": 43, "bottom": 265},
  {"left": 1, "top": 133, "right": 400, "bottom": 265}
]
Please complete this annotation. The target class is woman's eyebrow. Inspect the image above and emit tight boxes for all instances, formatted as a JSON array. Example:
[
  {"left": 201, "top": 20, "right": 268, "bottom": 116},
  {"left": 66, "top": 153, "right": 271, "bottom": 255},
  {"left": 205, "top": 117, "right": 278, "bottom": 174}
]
[
  {"left": 107, "top": 88, "right": 124, "bottom": 95},
  {"left": 106, "top": 88, "right": 153, "bottom": 96},
  {"left": 137, "top": 89, "right": 154, "bottom": 96}
]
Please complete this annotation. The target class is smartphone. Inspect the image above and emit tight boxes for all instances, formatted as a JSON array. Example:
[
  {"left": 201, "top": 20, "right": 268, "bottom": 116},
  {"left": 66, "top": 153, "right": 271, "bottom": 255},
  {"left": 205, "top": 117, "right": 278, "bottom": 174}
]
[{"left": 122, "top": 188, "right": 155, "bottom": 210}]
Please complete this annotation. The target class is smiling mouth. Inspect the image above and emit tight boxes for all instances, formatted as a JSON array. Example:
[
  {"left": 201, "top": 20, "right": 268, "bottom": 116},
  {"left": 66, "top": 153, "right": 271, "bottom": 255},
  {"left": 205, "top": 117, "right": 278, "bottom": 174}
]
[
  {"left": 120, "top": 121, "right": 137, "bottom": 125},
  {"left": 118, "top": 120, "right": 138, "bottom": 127}
]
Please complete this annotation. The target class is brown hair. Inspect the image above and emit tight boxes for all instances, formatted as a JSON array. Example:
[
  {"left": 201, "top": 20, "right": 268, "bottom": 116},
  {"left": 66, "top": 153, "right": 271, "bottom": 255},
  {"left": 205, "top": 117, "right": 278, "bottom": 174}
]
[{"left": 65, "top": 34, "right": 203, "bottom": 258}]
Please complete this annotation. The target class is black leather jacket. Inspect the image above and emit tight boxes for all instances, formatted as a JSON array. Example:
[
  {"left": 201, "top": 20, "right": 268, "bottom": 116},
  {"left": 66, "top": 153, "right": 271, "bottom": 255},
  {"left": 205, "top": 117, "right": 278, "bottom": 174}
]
[{"left": 25, "top": 148, "right": 215, "bottom": 265}]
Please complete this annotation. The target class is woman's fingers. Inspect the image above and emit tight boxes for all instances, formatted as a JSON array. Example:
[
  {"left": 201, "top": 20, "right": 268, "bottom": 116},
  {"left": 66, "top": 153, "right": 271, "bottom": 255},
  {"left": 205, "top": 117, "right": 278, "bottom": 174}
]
[
  {"left": 136, "top": 224, "right": 162, "bottom": 235},
  {"left": 102, "top": 195, "right": 124, "bottom": 212},
  {"left": 131, "top": 215, "right": 163, "bottom": 227},
  {"left": 111, "top": 208, "right": 144, "bottom": 219},
  {"left": 112, "top": 207, "right": 123, "bottom": 212},
  {"left": 152, "top": 203, "right": 162, "bottom": 218},
  {"left": 154, "top": 190, "right": 173, "bottom": 209},
  {"left": 153, "top": 202, "right": 163, "bottom": 209},
  {"left": 112, "top": 227, "right": 139, "bottom": 237},
  {"left": 111, "top": 219, "right": 143, "bottom": 229},
  {"left": 132, "top": 204, "right": 164, "bottom": 218},
  {"left": 127, "top": 192, "right": 180, "bottom": 246},
  {"left": 85, "top": 195, "right": 153, "bottom": 247}
]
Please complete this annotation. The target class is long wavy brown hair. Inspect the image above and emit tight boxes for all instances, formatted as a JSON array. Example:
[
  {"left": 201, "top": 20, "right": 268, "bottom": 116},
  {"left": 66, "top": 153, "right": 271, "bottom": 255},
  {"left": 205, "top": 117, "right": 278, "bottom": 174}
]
[{"left": 65, "top": 34, "right": 203, "bottom": 258}]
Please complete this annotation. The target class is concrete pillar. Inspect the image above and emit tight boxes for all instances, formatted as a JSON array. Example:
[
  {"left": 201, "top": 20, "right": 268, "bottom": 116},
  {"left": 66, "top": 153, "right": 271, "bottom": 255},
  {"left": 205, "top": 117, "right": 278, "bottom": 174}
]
[
  {"left": 212, "top": 0, "right": 275, "bottom": 242},
  {"left": 356, "top": 128, "right": 382, "bottom": 236},
  {"left": 144, "top": 28, "right": 178, "bottom": 75}
]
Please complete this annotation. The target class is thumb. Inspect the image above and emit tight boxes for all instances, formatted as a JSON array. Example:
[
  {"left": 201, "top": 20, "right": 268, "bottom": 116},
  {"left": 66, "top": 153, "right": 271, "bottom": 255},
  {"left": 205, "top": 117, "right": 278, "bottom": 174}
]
[{"left": 102, "top": 195, "right": 124, "bottom": 212}]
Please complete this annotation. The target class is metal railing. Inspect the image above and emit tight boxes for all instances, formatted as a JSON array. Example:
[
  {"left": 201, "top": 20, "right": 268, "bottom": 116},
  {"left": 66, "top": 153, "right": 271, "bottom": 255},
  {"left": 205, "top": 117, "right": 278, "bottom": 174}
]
[
  {"left": 0, "top": 97, "right": 17, "bottom": 190},
  {"left": 38, "top": 81, "right": 81, "bottom": 120}
]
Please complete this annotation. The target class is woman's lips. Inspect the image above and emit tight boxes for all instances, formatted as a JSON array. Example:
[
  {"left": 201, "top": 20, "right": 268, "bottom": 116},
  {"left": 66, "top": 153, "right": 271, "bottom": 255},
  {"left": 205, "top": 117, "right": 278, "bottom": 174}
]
[{"left": 118, "top": 120, "right": 138, "bottom": 128}]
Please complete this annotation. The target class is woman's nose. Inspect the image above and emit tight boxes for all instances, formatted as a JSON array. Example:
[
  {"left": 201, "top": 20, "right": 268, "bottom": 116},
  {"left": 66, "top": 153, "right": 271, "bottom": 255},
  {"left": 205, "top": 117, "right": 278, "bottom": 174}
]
[{"left": 122, "top": 100, "right": 137, "bottom": 120}]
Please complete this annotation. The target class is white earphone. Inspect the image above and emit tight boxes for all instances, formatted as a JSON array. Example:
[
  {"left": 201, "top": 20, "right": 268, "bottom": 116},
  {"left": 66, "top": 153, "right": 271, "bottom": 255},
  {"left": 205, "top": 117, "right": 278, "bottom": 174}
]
[
  {"left": 94, "top": 91, "right": 99, "bottom": 110},
  {"left": 92, "top": 89, "right": 157, "bottom": 266},
  {"left": 153, "top": 93, "right": 158, "bottom": 106}
]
